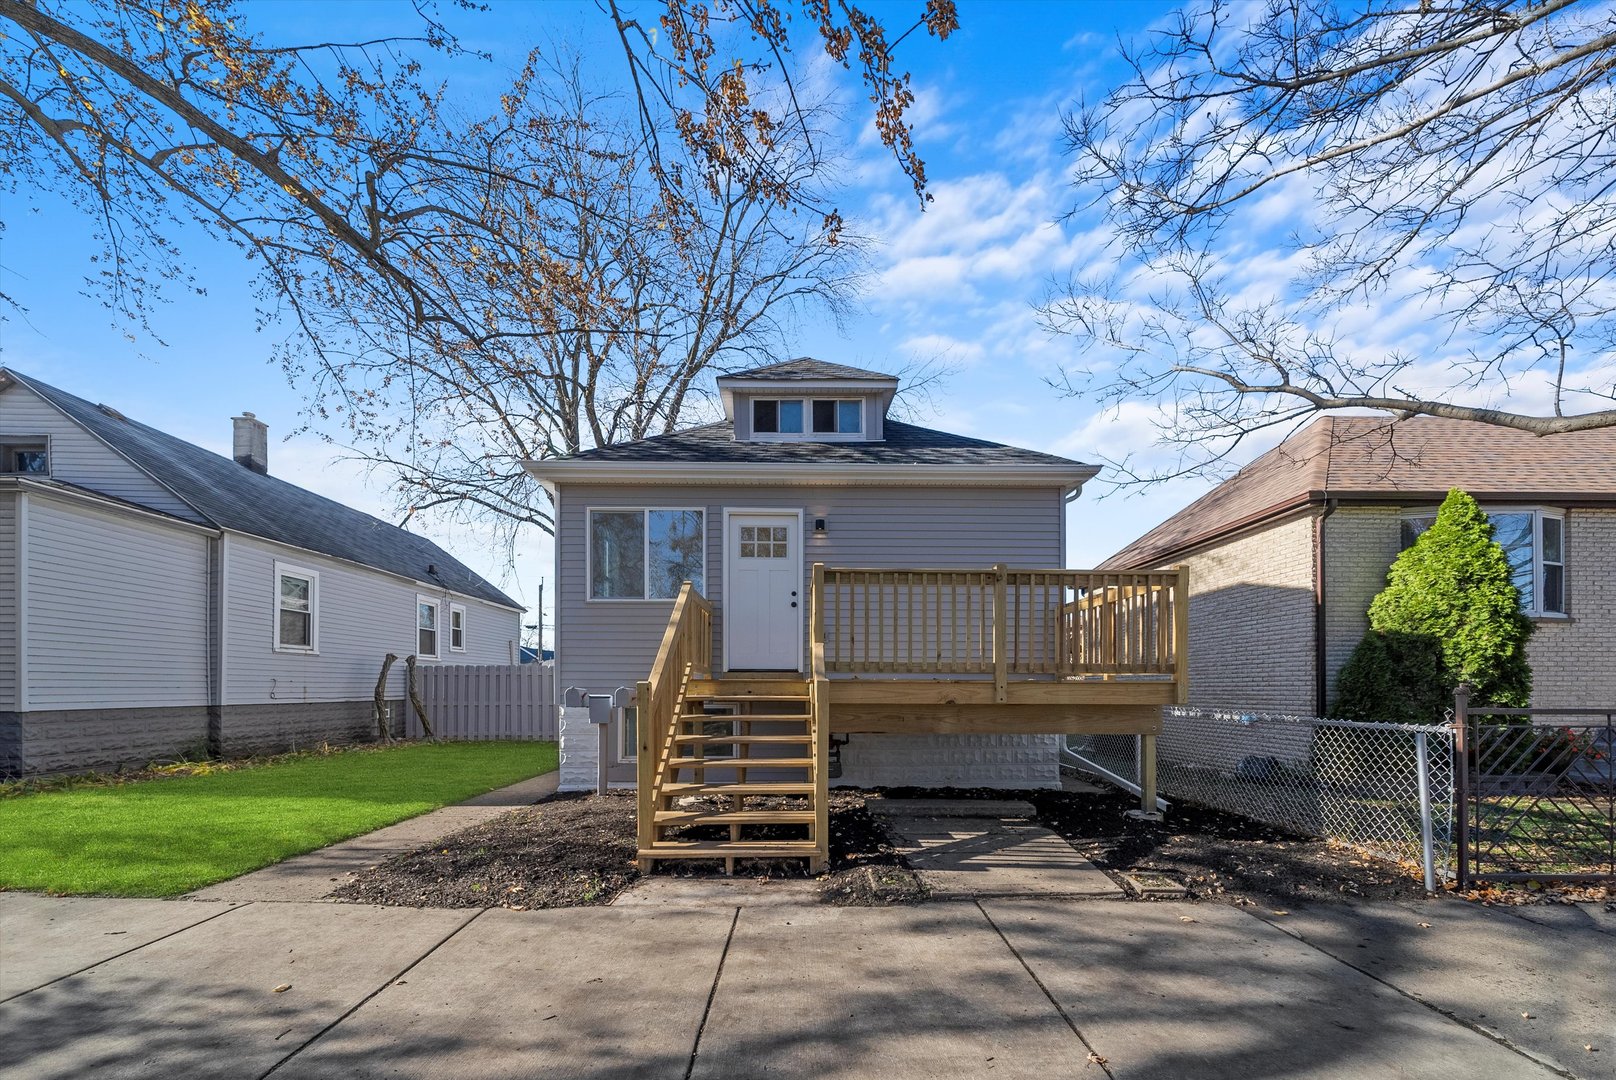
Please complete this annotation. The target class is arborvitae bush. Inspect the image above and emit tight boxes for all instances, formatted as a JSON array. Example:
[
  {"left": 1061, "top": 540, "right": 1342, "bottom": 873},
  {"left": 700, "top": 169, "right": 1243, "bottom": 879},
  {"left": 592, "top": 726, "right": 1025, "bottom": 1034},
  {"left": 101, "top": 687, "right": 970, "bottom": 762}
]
[{"left": 1334, "top": 488, "right": 1534, "bottom": 722}]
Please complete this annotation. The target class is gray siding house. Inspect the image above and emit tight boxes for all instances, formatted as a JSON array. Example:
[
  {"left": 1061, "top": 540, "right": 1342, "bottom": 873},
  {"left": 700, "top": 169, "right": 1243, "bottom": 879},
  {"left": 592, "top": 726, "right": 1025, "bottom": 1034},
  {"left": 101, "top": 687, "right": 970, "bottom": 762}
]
[
  {"left": 528, "top": 359, "right": 1127, "bottom": 795},
  {"left": 0, "top": 368, "right": 523, "bottom": 775}
]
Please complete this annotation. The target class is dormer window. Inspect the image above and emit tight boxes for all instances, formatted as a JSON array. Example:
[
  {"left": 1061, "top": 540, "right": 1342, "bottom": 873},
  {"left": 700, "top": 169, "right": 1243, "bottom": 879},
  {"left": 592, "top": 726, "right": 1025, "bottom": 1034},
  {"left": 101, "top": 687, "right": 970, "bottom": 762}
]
[
  {"left": 752, "top": 399, "right": 804, "bottom": 434},
  {"left": 813, "top": 400, "right": 863, "bottom": 435},
  {"left": 750, "top": 398, "right": 863, "bottom": 439},
  {"left": 0, "top": 438, "right": 48, "bottom": 475}
]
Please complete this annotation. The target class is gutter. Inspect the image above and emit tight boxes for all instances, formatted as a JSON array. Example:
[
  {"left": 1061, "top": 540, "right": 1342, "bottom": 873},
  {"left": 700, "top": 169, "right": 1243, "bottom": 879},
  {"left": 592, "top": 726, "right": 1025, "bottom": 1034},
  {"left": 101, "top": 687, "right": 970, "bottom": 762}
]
[
  {"left": 1313, "top": 498, "right": 1338, "bottom": 716},
  {"left": 523, "top": 460, "right": 1099, "bottom": 491}
]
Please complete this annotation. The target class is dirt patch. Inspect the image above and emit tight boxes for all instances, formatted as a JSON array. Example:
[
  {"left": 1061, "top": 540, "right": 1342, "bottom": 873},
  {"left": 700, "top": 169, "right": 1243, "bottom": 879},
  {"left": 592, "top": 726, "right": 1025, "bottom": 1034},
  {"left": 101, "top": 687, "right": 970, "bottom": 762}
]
[
  {"left": 331, "top": 782, "right": 1444, "bottom": 910},
  {"left": 331, "top": 789, "right": 923, "bottom": 908},
  {"left": 331, "top": 792, "right": 640, "bottom": 909}
]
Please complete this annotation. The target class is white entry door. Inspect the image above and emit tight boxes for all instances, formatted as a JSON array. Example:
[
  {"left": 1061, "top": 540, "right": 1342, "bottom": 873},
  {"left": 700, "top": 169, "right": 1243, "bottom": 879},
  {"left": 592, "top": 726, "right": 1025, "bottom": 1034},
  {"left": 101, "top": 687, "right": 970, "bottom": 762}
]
[{"left": 725, "top": 513, "right": 802, "bottom": 671}]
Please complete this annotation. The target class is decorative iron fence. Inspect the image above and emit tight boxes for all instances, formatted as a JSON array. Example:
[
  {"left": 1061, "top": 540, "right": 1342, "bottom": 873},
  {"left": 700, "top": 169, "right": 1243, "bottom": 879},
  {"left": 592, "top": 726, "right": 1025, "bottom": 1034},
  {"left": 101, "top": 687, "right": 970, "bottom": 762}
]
[
  {"left": 1455, "top": 693, "right": 1615, "bottom": 886},
  {"left": 1067, "top": 707, "right": 1455, "bottom": 886}
]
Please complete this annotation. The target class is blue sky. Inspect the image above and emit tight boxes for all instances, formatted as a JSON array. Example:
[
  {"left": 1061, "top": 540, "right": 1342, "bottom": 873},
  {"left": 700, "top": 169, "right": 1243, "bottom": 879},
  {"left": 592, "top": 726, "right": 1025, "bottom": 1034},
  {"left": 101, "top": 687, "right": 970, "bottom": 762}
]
[{"left": 0, "top": 0, "right": 1224, "bottom": 636}]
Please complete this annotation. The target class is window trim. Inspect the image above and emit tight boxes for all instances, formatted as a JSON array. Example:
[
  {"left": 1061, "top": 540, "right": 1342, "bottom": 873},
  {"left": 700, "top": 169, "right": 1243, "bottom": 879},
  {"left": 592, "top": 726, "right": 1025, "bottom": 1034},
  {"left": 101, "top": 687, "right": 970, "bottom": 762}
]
[
  {"left": 449, "top": 603, "right": 466, "bottom": 652},
  {"left": 1399, "top": 505, "right": 1568, "bottom": 619},
  {"left": 618, "top": 703, "right": 639, "bottom": 764},
  {"left": 416, "top": 595, "right": 442, "bottom": 659},
  {"left": 586, "top": 506, "right": 708, "bottom": 603},
  {"left": 747, "top": 397, "right": 867, "bottom": 442},
  {"left": 272, "top": 561, "right": 320, "bottom": 654},
  {"left": 0, "top": 434, "right": 51, "bottom": 476}
]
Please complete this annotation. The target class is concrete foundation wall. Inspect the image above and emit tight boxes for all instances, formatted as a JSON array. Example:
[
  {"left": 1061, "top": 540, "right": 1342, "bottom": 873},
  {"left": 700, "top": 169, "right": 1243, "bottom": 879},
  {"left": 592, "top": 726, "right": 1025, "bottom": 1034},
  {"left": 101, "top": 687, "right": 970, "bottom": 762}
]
[
  {"left": 1, "top": 700, "right": 407, "bottom": 776},
  {"left": 219, "top": 700, "right": 406, "bottom": 757},
  {"left": 0, "top": 706, "right": 211, "bottom": 775},
  {"left": 832, "top": 733, "right": 1061, "bottom": 790}
]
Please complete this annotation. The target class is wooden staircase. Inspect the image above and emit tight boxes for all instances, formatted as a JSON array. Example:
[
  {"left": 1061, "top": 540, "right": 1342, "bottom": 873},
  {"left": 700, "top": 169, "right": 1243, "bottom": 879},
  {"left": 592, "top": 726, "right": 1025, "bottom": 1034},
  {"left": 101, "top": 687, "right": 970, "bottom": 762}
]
[{"left": 637, "top": 678, "right": 828, "bottom": 874}]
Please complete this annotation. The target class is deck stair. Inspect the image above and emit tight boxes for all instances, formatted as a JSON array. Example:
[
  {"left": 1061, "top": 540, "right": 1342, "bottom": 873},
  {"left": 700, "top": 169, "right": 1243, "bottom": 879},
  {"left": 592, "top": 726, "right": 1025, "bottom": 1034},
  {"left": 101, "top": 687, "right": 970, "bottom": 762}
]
[{"left": 637, "top": 679, "right": 828, "bottom": 874}]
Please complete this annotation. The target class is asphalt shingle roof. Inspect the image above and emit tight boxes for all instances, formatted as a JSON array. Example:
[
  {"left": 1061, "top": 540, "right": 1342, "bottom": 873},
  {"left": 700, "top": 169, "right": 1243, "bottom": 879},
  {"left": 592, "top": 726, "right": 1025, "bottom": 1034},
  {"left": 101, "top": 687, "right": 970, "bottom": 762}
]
[
  {"left": 5, "top": 369, "right": 519, "bottom": 609},
  {"left": 557, "top": 418, "right": 1089, "bottom": 468},
  {"left": 1100, "top": 415, "right": 1616, "bottom": 570},
  {"left": 720, "top": 357, "right": 897, "bottom": 382}
]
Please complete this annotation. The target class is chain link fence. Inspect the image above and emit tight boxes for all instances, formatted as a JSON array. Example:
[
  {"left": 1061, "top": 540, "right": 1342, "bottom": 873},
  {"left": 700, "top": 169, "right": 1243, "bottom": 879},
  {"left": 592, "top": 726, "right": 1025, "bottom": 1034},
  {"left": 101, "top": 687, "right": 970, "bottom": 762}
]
[{"left": 1067, "top": 706, "right": 1455, "bottom": 880}]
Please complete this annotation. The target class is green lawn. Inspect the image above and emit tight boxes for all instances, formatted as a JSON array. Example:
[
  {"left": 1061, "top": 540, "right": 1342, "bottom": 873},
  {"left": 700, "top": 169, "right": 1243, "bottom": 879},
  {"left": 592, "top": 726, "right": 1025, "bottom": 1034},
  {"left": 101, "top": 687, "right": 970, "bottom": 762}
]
[{"left": 0, "top": 741, "right": 558, "bottom": 897}]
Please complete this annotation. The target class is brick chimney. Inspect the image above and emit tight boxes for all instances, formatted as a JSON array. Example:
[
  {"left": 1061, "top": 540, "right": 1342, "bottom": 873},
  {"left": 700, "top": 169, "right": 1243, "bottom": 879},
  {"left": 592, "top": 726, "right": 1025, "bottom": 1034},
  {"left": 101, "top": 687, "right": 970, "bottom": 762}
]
[{"left": 232, "top": 412, "right": 269, "bottom": 474}]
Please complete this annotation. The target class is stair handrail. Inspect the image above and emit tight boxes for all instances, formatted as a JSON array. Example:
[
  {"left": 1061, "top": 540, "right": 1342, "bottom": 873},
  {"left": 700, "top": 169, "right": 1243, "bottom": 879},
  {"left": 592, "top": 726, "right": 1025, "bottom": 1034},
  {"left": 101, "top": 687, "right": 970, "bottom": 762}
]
[
  {"left": 636, "top": 581, "right": 713, "bottom": 854},
  {"left": 809, "top": 564, "right": 830, "bottom": 870}
]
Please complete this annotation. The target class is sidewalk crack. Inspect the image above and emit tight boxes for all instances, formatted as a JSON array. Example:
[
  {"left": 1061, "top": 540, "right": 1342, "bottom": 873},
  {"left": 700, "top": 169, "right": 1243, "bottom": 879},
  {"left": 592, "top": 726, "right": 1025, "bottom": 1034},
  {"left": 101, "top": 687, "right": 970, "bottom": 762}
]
[
  {"left": 974, "top": 900, "right": 1115, "bottom": 1078},
  {"left": 683, "top": 905, "right": 741, "bottom": 1080},
  {"left": 257, "top": 907, "right": 484, "bottom": 1079}
]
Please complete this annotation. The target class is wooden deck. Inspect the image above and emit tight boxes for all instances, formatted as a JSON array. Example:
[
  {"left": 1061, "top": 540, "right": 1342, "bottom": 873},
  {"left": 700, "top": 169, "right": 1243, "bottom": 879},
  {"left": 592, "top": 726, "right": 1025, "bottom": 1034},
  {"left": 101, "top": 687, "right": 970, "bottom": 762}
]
[{"left": 635, "top": 564, "right": 1188, "bottom": 872}]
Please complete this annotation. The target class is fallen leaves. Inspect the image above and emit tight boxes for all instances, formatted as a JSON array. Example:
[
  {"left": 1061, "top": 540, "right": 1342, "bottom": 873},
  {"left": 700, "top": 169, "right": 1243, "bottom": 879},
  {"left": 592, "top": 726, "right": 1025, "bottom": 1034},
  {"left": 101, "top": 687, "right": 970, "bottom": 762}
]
[
  {"left": 272, "top": 983, "right": 291, "bottom": 994},
  {"left": 1087, "top": 1051, "right": 1109, "bottom": 1066}
]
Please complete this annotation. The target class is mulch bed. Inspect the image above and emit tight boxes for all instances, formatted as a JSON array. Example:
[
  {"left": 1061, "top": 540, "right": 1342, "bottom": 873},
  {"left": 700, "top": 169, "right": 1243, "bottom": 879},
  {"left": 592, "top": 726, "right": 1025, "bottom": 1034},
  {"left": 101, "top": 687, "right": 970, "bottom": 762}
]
[
  {"left": 331, "top": 792, "right": 641, "bottom": 910},
  {"left": 329, "top": 789, "right": 924, "bottom": 909},
  {"left": 332, "top": 782, "right": 1449, "bottom": 910}
]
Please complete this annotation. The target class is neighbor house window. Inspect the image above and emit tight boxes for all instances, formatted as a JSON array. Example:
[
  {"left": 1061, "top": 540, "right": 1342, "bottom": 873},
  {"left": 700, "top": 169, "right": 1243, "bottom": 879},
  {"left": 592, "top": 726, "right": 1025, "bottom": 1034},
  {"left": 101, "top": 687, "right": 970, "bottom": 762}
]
[
  {"left": 812, "top": 399, "right": 862, "bottom": 434},
  {"left": 589, "top": 509, "right": 705, "bottom": 599},
  {"left": 274, "top": 563, "right": 319, "bottom": 652},
  {"left": 449, "top": 604, "right": 466, "bottom": 652},
  {"left": 0, "top": 438, "right": 48, "bottom": 475},
  {"left": 417, "top": 597, "right": 441, "bottom": 658},
  {"left": 751, "top": 399, "right": 804, "bottom": 434},
  {"left": 1401, "top": 507, "right": 1567, "bottom": 616}
]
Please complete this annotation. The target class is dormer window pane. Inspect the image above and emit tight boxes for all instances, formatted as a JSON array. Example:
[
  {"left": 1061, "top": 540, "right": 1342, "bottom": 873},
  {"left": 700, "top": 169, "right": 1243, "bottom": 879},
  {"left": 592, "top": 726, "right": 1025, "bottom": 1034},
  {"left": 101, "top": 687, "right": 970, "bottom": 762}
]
[
  {"left": 753, "top": 399, "right": 779, "bottom": 433},
  {"left": 812, "top": 400, "right": 835, "bottom": 432},
  {"left": 779, "top": 400, "right": 804, "bottom": 433},
  {"left": 838, "top": 400, "right": 863, "bottom": 433}
]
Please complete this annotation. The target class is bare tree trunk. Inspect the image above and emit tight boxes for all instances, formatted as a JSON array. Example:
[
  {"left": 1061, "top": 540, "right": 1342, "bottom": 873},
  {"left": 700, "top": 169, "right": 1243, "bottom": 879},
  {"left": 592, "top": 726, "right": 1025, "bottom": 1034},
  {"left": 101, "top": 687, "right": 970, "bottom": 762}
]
[
  {"left": 405, "top": 654, "right": 433, "bottom": 738},
  {"left": 373, "top": 653, "right": 399, "bottom": 741}
]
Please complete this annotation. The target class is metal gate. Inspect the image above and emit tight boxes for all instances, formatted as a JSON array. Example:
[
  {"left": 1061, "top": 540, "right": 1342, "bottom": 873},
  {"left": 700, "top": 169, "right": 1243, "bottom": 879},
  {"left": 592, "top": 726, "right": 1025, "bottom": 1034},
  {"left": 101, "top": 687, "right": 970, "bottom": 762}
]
[{"left": 1455, "top": 689, "right": 1615, "bottom": 886}]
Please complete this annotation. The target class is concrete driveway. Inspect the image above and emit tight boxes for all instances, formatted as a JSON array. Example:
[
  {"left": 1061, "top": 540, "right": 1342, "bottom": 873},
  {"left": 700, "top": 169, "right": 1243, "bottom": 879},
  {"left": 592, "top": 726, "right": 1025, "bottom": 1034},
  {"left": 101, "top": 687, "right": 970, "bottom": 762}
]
[{"left": 1, "top": 892, "right": 1609, "bottom": 1080}]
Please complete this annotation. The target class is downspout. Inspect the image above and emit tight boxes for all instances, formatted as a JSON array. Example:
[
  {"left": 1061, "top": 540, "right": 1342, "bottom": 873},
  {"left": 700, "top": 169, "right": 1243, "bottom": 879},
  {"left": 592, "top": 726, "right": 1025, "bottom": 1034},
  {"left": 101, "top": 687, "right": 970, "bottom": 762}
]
[
  {"left": 208, "top": 533, "right": 230, "bottom": 757},
  {"left": 1313, "top": 499, "right": 1337, "bottom": 716}
]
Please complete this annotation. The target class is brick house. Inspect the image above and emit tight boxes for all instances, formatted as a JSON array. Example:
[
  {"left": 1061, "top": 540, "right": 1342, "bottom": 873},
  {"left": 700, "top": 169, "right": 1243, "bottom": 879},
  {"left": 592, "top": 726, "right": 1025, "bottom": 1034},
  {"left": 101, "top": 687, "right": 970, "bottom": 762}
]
[{"left": 1099, "top": 416, "right": 1616, "bottom": 715}]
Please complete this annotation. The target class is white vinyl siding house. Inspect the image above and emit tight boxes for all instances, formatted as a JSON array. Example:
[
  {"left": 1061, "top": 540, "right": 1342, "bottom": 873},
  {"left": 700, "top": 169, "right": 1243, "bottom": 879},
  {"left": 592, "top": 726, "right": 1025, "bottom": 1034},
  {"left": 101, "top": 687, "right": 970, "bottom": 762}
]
[
  {"left": 22, "top": 494, "right": 212, "bottom": 710},
  {"left": 0, "top": 367, "right": 524, "bottom": 774},
  {"left": 0, "top": 489, "right": 17, "bottom": 711},
  {"left": 0, "top": 381, "right": 199, "bottom": 520},
  {"left": 222, "top": 534, "right": 517, "bottom": 709}
]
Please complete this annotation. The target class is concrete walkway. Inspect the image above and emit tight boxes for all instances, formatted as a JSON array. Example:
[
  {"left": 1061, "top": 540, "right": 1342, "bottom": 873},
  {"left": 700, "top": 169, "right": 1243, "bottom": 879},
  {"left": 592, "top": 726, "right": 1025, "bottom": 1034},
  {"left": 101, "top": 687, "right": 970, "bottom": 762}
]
[
  {"left": 874, "top": 798, "right": 1124, "bottom": 899},
  {"left": 3, "top": 891, "right": 1608, "bottom": 1079},
  {"left": 187, "top": 771, "right": 560, "bottom": 903}
]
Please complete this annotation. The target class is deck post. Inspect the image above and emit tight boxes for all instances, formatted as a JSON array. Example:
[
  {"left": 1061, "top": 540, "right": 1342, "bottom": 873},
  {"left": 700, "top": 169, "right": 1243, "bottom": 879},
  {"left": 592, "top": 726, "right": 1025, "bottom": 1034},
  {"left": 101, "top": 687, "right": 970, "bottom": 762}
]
[
  {"left": 1139, "top": 733, "right": 1158, "bottom": 816},
  {"left": 993, "top": 564, "right": 1008, "bottom": 704},
  {"left": 635, "top": 679, "right": 654, "bottom": 873},
  {"left": 1172, "top": 564, "right": 1190, "bottom": 705}
]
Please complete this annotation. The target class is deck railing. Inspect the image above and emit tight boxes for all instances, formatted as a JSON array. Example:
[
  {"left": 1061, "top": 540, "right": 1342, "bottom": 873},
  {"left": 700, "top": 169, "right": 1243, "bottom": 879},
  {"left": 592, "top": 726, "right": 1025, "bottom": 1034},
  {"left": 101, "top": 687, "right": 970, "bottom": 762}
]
[
  {"left": 811, "top": 564, "right": 1187, "bottom": 701},
  {"left": 636, "top": 582, "right": 713, "bottom": 849}
]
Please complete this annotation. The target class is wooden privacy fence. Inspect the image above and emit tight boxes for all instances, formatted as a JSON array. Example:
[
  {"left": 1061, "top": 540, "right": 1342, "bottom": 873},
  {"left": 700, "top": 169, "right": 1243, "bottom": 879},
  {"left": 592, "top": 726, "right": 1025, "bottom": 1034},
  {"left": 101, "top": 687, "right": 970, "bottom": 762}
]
[
  {"left": 407, "top": 662, "right": 557, "bottom": 740},
  {"left": 814, "top": 565, "right": 1186, "bottom": 685}
]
